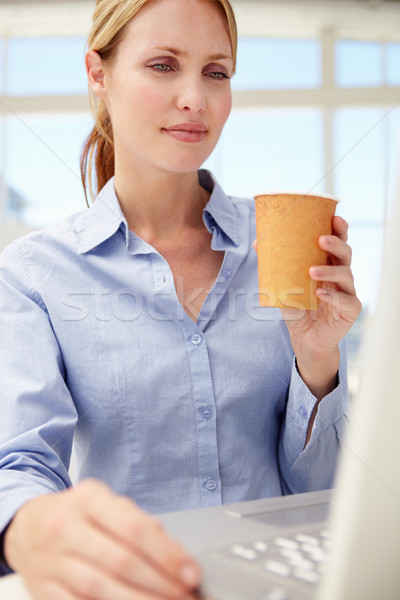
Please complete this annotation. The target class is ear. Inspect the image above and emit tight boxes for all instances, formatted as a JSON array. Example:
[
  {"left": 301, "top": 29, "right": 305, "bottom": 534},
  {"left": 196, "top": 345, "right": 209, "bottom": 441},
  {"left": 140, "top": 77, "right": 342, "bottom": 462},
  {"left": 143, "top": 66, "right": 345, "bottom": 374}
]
[{"left": 85, "top": 50, "right": 108, "bottom": 100}]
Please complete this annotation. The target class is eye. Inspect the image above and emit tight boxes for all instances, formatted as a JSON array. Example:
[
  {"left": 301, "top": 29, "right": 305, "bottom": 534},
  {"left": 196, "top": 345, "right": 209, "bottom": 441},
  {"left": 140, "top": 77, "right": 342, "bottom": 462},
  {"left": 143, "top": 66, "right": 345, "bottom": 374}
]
[
  {"left": 147, "top": 62, "right": 173, "bottom": 72},
  {"left": 207, "top": 71, "right": 230, "bottom": 80},
  {"left": 203, "top": 64, "right": 231, "bottom": 80}
]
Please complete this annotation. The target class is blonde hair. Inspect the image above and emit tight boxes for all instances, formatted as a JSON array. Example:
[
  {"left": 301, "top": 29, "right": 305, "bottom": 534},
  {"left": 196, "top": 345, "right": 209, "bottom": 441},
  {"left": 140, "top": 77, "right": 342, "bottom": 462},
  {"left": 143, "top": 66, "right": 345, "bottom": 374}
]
[{"left": 80, "top": 0, "right": 238, "bottom": 204}]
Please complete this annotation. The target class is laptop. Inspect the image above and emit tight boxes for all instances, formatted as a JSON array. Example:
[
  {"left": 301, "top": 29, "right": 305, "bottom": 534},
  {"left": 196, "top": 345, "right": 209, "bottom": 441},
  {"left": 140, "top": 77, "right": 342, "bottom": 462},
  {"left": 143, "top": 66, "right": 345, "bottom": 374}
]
[{"left": 158, "top": 189, "right": 400, "bottom": 600}]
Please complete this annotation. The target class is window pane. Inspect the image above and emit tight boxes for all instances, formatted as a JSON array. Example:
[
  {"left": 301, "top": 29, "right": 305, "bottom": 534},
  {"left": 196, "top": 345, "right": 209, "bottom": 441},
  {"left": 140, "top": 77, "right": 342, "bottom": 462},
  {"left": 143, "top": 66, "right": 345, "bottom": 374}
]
[
  {"left": 348, "top": 225, "right": 383, "bottom": 312},
  {"left": 335, "top": 40, "right": 382, "bottom": 87},
  {"left": 5, "top": 114, "right": 93, "bottom": 227},
  {"left": 0, "top": 119, "right": 3, "bottom": 177},
  {"left": 8, "top": 37, "right": 87, "bottom": 96},
  {"left": 0, "top": 38, "right": 3, "bottom": 95},
  {"left": 0, "top": 118, "right": 6, "bottom": 220},
  {"left": 334, "top": 108, "right": 385, "bottom": 223},
  {"left": 388, "top": 107, "right": 400, "bottom": 215},
  {"left": 232, "top": 38, "right": 321, "bottom": 90},
  {"left": 387, "top": 42, "right": 400, "bottom": 86},
  {"left": 2, "top": 117, "right": 27, "bottom": 224},
  {"left": 346, "top": 305, "right": 367, "bottom": 399},
  {"left": 204, "top": 108, "right": 324, "bottom": 197},
  {"left": 343, "top": 224, "right": 383, "bottom": 396}
]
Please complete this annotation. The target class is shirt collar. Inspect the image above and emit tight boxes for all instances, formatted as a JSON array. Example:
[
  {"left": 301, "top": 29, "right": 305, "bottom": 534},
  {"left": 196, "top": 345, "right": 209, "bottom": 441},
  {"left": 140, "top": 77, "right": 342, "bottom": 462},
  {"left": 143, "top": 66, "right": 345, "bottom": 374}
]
[
  {"left": 77, "top": 177, "right": 127, "bottom": 254},
  {"left": 200, "top": 170, "right": 240, "bottom": 247},
  {"left": 78, "top": 170, "right": 240, "bottom": 254}
]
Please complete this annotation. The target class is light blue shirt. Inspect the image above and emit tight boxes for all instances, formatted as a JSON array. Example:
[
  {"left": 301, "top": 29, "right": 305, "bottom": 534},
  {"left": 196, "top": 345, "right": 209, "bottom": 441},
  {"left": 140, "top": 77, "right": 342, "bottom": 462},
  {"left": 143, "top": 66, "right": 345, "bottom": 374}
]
[{"left": 0, "top": 170, "right": 348, "bottom": 539}]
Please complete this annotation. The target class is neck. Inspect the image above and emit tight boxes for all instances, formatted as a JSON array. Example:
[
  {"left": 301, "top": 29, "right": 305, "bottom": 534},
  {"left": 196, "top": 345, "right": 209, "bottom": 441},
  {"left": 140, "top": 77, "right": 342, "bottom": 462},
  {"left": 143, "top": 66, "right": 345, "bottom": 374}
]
[{"left": 114, "top": 165, "right": 209, "bottom": 243}]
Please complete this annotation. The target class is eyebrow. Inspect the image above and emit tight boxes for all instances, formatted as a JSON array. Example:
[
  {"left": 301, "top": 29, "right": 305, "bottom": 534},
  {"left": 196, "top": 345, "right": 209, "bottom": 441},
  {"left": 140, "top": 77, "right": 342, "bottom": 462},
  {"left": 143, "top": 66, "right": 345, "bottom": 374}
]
[{"left": 152, "top": 46, "right": 232, "bottom": 61}]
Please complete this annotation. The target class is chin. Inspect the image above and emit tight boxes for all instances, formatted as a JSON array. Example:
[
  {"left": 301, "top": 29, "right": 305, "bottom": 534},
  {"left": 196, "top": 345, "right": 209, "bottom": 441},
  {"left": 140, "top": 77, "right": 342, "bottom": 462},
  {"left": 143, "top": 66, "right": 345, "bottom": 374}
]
[
  {"left": 168, "top": 149, "right": 216, "bottom": 172},
  {"left": 158, "top": 156, "right": 210, "bottom": 175}
]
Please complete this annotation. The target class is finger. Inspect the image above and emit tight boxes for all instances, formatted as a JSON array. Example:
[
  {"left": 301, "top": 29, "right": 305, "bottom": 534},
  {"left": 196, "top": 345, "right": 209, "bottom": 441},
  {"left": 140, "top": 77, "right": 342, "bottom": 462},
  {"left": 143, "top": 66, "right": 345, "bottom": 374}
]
[
  {"left": 252, "top": 239, "right": 257, "bottom": 253},
  {"left": 34, "top": 578, "right": 79, "bottom": 600},
  {"left": 331, "top": 215, "right": 349, "bottom": 242},
  {"left": 319, "top": 235, "right": 352, "bottom": 266},
  {"left": 66, "top": 520, "right": 192, "bottom": 599},
  {"left": 309, "top": 265, "right": 356, "bottom": 296},
  {"left": 99, "top": 495, "right": 199, "bottom": 587},
  {"left": 316, "top": 287, "right": 362, "bottom": 320},
  {"left": 76, "top": 481, "right": 201, "bottom": 590},
  {"left": 48, "top": 555, "right": 174, "bottom": 600}
]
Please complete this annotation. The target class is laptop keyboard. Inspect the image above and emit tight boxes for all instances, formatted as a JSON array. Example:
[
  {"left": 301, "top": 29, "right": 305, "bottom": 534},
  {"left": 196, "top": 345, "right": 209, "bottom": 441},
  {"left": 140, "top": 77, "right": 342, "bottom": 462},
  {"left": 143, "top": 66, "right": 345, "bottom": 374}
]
[{"left": 205, "top": 528, "right": 333, "bottom": 599}]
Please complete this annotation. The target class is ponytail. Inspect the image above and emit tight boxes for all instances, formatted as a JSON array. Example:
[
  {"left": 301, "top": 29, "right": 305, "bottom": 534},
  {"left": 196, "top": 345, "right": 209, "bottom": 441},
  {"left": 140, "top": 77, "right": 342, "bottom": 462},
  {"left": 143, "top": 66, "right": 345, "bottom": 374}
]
[{"left": 80, "top": 100, "right": 114, "bottom": 206}]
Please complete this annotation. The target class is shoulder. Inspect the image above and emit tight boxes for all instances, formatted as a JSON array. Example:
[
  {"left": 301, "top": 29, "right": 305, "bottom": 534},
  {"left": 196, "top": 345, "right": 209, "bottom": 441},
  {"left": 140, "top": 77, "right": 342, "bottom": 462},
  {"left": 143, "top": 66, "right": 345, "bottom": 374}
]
[
  {"left": 0, "top": 210, "right": 90, "bottom": 305},
  {"left": 1, "top": 209, "right": 90, "bottom": 258},
  {"left": 0, "top": 208, "right": 93, "bottom": 292}
]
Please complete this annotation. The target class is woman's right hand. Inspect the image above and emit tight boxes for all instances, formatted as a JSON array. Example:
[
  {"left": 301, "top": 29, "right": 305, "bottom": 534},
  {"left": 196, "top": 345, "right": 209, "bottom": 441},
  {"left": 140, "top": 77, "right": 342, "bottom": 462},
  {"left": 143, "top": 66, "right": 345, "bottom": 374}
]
[{"left": 4, "top": 479, "right": 201, "bottom": 600}]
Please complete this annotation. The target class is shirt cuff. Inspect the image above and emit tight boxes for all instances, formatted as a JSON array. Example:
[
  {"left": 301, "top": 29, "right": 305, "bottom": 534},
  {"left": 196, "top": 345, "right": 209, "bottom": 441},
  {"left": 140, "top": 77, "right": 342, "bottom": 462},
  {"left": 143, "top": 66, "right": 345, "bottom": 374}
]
[{"left": 284, "top": 356, "right": 346, "bottom": 461}]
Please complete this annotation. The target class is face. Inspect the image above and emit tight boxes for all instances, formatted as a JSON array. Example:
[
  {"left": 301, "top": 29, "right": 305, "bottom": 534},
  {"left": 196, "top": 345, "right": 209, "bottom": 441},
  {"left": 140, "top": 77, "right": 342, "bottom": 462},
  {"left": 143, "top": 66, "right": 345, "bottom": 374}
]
[{"left": 87, "top": 0, "right": 233, "bottom": 178}]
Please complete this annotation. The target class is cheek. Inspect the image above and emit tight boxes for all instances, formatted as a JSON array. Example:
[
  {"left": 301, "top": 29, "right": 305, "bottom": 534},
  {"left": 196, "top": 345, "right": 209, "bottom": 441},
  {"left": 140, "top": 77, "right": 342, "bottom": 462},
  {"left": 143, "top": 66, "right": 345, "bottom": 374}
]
[
  {"left": 215, "top": 91, "right": 232, "bottom": 128},
  {"left": 109, "top": 82, "right": 167, "bottom": 128},
  {"left": 132, "top": 83, "right": 168, "bottom": 118}
]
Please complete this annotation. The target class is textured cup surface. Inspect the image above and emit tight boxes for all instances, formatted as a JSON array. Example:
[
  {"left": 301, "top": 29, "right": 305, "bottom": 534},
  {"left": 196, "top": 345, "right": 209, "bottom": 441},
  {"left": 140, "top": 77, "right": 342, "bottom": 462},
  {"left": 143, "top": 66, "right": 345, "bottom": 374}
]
[{"left": 255, "top": 192, "right": 338, "bottom": 310}]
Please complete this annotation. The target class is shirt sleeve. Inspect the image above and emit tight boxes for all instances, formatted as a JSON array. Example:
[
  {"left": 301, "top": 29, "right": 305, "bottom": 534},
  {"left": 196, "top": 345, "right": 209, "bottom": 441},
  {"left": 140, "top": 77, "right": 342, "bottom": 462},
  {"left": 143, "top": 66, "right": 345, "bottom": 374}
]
[
  {"left": 278, "top": 341, "right": 349, "bottom": 494},
  {"left": 0, "top": 239, "right": 77, "bottom": 553}
]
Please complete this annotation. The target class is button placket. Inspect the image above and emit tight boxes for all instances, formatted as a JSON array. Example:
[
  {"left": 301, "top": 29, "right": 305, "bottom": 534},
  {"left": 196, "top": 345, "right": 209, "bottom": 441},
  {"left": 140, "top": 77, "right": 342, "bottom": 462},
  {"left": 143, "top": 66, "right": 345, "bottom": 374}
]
[
  {"left": 205, "top": 478, "right": 217, "bottom": 492},
  {"left": 191, "top": 333, "right": 202, "bottom": 345},
  {"left": 182, "top": 320, "right": 221, "bottom": 506},
  {"left": 200, "top": 405, "right": 213, "bottom": 420},
  {"left": 222, "top": 268, "right": 232, "bottom": 281},
  {"left": 298, "top": 405, "right": 308, "bottom": 419}
]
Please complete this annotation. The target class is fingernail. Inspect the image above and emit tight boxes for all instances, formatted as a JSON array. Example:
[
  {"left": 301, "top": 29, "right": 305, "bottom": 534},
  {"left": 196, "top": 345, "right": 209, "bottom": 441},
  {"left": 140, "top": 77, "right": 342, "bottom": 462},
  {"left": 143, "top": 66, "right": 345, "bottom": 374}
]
[
  {"left": 321, "top": 235, "right": 332, "bottom": 245},
  {"left": 310, "top": 267, "right": 324, "bottom": 278},
  {"left": 180, "top": 563, "right": 200, "bottom": 587}
]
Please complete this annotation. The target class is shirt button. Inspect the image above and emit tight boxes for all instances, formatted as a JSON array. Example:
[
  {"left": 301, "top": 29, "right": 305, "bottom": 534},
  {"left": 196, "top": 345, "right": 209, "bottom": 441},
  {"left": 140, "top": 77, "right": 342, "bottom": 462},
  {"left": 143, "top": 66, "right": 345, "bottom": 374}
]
[
  {"left": 191, "top": 333, "right": 202, "bottom": 345},
  {"left": 222, "top": 268, "right": 232, "bottom": 280},
  {"left": 298, "top": 405, "right": 308, "bottom": 419},
  {"left": 205, "top": 478, "right": 217, "bottom": 492},
  {"left": 201, "top": 406, "right": 213, "bottom": 420}
]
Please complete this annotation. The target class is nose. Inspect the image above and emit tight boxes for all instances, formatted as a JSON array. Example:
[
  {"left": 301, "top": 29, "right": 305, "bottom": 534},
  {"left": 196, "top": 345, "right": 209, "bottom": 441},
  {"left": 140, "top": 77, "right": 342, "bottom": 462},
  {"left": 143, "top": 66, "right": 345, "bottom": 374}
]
[{"left": 176, "top": 75, "right": 207, "bottom": 113}]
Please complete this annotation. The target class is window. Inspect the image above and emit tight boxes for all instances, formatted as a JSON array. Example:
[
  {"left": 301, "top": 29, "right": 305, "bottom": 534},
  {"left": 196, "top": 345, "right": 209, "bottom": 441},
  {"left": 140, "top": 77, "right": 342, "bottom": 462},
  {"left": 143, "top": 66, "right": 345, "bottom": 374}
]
[
  {"left": 5, "top": 113, "right": 92, "bottom": 227},
  {"left": 334, "top": 108, "right": 386, "bottom": 224},
  {"left": 388, "top": 108, "right": 400, "bottom": 214},
  {"left": 7, "top": 37, "right": 87, "bottom": 96},
  {"left": 232, "top": 38, "right": 321, "bottom": 90},
  {"left": 336, "top": 41, "right": 382, "bottom": 88},
  {"left": 0, "top": 39, "right": 3, "bottom": 95},
  {"left": 387, "top": 42, "right": 400, "bottom": 86},
  {"left": 205, "top": 108, "right": 324, "bottom": 197},
  {"left": 336, "top": 40, "right": 400, "bottom": 88}
]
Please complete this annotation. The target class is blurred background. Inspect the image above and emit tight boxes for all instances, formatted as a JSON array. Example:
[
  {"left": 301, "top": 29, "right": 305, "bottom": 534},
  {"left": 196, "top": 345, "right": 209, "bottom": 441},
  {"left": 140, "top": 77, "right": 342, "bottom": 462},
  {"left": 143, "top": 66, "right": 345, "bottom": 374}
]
[{"left": 0, "top": 0, "right": 399, "bottom": 397}]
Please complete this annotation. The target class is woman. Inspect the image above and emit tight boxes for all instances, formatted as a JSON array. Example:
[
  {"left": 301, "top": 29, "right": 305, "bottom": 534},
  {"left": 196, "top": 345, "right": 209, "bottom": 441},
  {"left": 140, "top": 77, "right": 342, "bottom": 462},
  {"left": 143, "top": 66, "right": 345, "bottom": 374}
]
[{"left": 0, "top": 0, "right": 361, "bottom": 598}]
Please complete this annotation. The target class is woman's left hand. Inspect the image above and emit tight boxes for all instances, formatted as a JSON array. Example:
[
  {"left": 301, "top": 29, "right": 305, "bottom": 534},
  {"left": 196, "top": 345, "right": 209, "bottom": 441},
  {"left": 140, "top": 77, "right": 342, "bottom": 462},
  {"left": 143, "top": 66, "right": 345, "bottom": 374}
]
[{"left": 281, "top": 215, "right": 362, "bottom": 399}]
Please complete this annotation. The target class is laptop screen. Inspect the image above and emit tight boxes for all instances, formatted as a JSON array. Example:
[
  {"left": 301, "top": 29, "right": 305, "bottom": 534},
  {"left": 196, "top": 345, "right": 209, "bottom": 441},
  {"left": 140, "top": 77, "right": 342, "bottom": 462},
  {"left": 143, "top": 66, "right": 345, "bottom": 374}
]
[{"left": 317, "top": 176, "right": 400, "bottom": 599}]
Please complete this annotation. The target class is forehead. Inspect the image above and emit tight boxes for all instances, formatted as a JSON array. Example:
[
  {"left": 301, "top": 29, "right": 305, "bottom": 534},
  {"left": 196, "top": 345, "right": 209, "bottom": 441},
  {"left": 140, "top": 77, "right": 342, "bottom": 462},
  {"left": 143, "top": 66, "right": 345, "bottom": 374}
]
[{"left": 120, "top": 0, "right": 232, "bottom": 56}]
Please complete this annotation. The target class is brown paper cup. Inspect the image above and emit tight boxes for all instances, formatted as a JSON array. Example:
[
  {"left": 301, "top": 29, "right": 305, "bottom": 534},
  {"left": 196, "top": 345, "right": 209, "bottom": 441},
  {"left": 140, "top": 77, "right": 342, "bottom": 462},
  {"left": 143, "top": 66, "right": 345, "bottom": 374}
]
[{"left": 255, "top": 192, "right": 339, "bottom": 310}]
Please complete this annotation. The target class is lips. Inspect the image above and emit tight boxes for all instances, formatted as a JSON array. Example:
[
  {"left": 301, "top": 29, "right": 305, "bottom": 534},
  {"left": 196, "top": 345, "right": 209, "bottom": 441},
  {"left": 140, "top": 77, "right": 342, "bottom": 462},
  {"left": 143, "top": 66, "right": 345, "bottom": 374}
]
[
  {"left": 165, "top": 123, "right": 207, "bottom": 133},
  {"left": 163, "top": 122, "right": 207, "bottom": 143}
]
